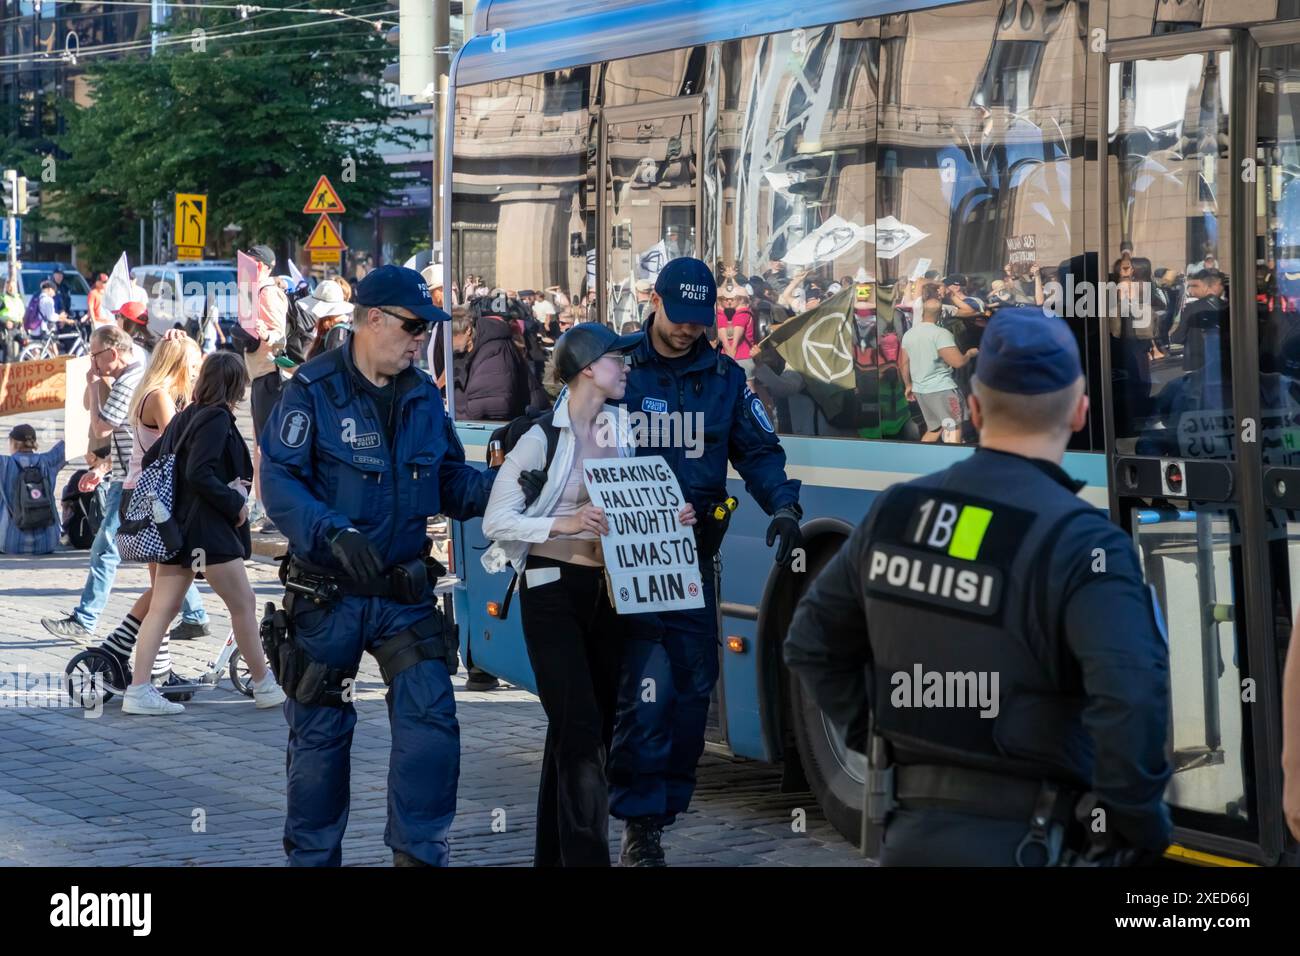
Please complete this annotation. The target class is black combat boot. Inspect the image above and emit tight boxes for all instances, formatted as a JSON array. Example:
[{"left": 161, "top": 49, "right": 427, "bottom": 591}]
[
  {"left": 393, "top": 850, "right": 430, "bottom": 867},
  {"left": 619, "top": 818, "right": 666, "bottom": 867}
]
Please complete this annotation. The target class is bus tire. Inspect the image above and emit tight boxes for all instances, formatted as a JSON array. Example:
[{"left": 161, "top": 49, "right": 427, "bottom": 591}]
[
  {"left": 781, "top": 534, "right": 864, "bottom": 849},
  {"left": 788, "top": 664, "right": 865, "bottom": 849}
]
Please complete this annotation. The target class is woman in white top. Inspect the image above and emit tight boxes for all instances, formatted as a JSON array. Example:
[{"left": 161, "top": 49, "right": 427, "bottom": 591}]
[{"left": 482, "top": 323, "right": 696, "bottom": 866}]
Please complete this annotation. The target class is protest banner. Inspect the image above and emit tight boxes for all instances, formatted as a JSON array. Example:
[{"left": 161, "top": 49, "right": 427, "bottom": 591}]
[
  {"left": 582, "top": 455, "right": 704, "bottom": 614},
  {"left": 0, "top": 356, "right": 69, "bottom": 418},
  {"left": 63, "top": 356, "right": 93, "bottom": 459}
]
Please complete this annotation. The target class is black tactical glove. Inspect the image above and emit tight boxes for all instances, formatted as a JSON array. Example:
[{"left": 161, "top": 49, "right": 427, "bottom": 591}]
[
  {"left": 765, "top": 505, "right": 803, "bottom": 567},
  {"left": 329, "top": 528, "right": 385, "bottom": 581},
  {"left": 518, "top": 468, "right": 548, "bottom": 507}
]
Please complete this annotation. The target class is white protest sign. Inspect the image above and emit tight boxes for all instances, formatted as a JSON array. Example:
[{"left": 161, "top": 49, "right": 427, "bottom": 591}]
[{"left": 582, "top": 455, "right": 704, "bottom": 614}]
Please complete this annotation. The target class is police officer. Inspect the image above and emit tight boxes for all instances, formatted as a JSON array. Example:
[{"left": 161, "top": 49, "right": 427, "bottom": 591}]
[
  {"left": 261, "top": 265, "right": 494, "bottom": 867},
  {"left": 610, "top": 257, "right": 803, "bottom": 865},
  {"left": 784, "top": 307, "right": 1172, "bottom": 866}
]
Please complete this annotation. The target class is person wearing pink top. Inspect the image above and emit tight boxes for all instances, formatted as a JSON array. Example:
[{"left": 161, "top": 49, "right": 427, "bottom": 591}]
[
  {"left": 242, "top": 245, "right": 288, "bottom": 532},
  {"left": 715, "top": 280, "right": 755, "bottom": 371}
]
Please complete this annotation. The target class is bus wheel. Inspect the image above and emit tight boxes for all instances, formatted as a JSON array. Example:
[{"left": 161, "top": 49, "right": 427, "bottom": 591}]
[
  {"left": 782, "top": 537, "right": 865, "bottom": 849},
  {"left": 789, "top": 669, "right": 866, "bottom": 849}
]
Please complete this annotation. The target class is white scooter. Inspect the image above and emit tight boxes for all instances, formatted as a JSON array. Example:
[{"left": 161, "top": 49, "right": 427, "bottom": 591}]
[{"left": 64, "top": 631, "right": 255, "bottom": 710}]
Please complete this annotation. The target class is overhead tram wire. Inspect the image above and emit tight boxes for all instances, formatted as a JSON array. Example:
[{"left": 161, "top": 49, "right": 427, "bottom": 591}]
[
  {"left": 0, "top": 10, "right": 395, "bottom": 67},
  {"left": 0, "top": 2, "right": 394, "bottom": 28}
]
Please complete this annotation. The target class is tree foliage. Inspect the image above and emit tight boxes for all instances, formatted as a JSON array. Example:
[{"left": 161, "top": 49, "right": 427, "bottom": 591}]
[{"left": 51, "top": 3, "right": 415, "bottom": 264}]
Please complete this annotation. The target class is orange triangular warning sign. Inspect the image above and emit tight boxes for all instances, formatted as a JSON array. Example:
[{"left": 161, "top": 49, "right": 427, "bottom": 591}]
[
  {"left": 305, "top": 214, "right": 345, "bottom": 251},
  {"left": 302, "top": 175, "right": 345, "bottom": 214}
]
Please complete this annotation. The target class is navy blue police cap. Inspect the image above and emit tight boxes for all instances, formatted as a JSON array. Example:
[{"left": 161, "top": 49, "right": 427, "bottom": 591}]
[
  {"left": 973, "top": 307, "right": 1083, "bottom": 395},
  {"left": 554, "top": 322, "right": 643, "bottom": 382},
  {"left": 354, "top": 264, "right": 450, "bottom": 323},
  {"left": 654, "top": 257, "right": 717, "bottom": 327}
]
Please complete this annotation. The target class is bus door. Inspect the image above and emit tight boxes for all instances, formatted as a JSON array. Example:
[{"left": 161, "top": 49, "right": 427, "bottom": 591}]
[
  {"left": 1103, "top": 28, "right": 1290, "bottom": 865},
  {"left": 598, "top": 97, "right": 703, "bottom": 329}
]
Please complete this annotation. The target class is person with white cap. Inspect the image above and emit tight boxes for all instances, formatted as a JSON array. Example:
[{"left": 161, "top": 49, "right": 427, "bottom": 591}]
[{"left": 300, "top": 279, "right": 355, "bottom": 361}]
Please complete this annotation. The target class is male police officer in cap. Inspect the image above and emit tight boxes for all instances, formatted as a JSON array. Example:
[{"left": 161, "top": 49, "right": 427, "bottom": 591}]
[
  {"left": 610, "top": 256, "right": 803, "bottom": 865},
  {"left": 784, "top": 307, "right": 1172, "bottom": 866},
  {"left": 261, "top": 264, "right": 495, "bottom": 866}
]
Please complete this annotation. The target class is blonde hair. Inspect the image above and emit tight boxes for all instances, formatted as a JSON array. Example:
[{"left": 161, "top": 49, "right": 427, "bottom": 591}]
[
  {"left": 334, "top": 277, "right": 352, "bottom": 301},
  {"left": 129, "top": 335, "right": 202, "bottom": 427}
]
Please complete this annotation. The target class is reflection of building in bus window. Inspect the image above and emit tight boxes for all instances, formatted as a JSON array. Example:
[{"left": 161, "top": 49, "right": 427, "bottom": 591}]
[{"left": 450, "top": 68, "right": 594, "bottom": 303}]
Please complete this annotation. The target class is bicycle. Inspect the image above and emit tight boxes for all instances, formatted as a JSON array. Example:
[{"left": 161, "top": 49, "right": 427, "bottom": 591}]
[{"left": 17, "top": 320, "right": 89, "bottom": 362}]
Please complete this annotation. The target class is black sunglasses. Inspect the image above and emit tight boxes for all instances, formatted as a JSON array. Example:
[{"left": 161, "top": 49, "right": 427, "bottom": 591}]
[{"left": 377, "top": 308, "right": 432, "bottom": 337}]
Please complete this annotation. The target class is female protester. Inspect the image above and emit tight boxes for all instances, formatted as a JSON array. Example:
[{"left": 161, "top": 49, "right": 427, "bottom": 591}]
[
  {"left": 481, "top": 323, "right": 696, "bottom": 866},
  {"left": 116, "top": 300, "right": 157, "bottom": 361},
  {"left": 715, "top": 280, "right": 755, "bottom": 373},
  {"left": 0, "top": 423, "right": 66, "bottom": 554},
  {"left": 94, "top": 336, "right": 202, "bottom": 693},
  {"left": 301, "top": 279, "right": 354, "bottom": 360},
  {"left": 122, "top": 351, "right": 286, "bottom": 716}
]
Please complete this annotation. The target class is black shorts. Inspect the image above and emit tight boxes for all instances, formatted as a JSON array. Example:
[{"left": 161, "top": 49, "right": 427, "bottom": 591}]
[{"left": 250, "top": 370, "right": 285, "bottom": 439}]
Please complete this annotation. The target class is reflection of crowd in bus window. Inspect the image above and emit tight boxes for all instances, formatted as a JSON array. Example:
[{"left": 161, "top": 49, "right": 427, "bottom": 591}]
[{"left": 900, "top": 283, "right": 979, "bottom": 444}]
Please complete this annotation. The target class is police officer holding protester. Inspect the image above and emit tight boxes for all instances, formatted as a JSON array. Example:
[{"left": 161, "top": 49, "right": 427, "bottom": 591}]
[
  {"left": 610, "top": 256, "right": 803, "bottom": 865},
  {"left": 260, "top": 265, "right": 495, "bottom": 867},
  {"left": 784, "top": 308, "right": 1172, "bottom": 866}
]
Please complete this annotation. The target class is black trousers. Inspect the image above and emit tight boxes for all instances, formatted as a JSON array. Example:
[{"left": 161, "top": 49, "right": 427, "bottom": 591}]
[{"left": 518, "top": 555, "right": 624, "bottom": 866}]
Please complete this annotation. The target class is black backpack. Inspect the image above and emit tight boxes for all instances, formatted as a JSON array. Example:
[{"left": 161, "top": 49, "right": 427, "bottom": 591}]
[
  {"left": 8, "top": 461, "right": 55, "bottom": 531},
  {"left": 282, "top": 289, "right": 319, "bottom": 365},
  {"left": 487, "top": 408, "right": 559, "bottom": 472},
  {"left": 227, "top": 321, "right": 259, "bottom": 354},
  {"left": 486, "top": 408, "right": 560, "bottom": 620},
  {"left": 60, "top": 469, "right": 107, "bottom": 549}
]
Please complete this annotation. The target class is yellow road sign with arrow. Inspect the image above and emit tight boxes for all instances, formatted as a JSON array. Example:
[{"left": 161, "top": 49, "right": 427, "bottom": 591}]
[{"left": 174, "top": 193, "right": 208, "bottom": 260}]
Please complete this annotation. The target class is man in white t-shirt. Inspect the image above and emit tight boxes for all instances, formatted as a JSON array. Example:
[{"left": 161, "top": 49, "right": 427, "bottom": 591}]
[{"left": 900, "top": 283, "right": 979, "bottom": 443}]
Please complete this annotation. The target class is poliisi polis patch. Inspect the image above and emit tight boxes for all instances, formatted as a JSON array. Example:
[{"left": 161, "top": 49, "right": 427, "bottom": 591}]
[
  {"left": 280, "top": 410, "right": 311, "bottom": 448},
  {"left": 642, "top": 397, "right": 669, "bottom": 414},
  {"left": 862, "top": 484, "right": 1036, "bottom": 621}
]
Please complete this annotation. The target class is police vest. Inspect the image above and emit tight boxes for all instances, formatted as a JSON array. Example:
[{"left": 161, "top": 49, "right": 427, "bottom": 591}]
[{"left": 860, "top": 470, "right": 1098, "bottom": 785}]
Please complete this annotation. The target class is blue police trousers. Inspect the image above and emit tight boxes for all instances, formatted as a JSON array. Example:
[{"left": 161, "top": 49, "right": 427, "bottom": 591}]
[
  {"left": 282, "top": 594, "right": 459, "bottom": 867},
  {"left": 608, "top": 565, "right": 719, "bottom": 826}
]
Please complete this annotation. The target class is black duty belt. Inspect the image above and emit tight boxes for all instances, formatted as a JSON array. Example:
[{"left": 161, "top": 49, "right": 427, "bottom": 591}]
[
  {"left": 895, "top": 763, "right": 1075, "bottom": 824},
  {"left": 285, "top": 553, "right": 442, "bottom": 604}
]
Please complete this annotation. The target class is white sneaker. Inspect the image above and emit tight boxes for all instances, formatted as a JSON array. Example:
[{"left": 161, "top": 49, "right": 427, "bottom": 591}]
[
  {"left": 252, "top": 672, "right": 287, "bottom": 709},
  {"left": 122, "top": 682, "right": 185, "bottom": 716}
]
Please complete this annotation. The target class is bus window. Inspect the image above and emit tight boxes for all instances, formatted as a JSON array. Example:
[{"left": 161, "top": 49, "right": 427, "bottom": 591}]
[
  {"left": 720, "top": 25, "right": 877, "bottom": 438},
  {"left": 450, "top": 69, "right": 595, "bottom": 329},
  {"left": 1108, "top": 52, "right": 1233, "bottom": 460}
]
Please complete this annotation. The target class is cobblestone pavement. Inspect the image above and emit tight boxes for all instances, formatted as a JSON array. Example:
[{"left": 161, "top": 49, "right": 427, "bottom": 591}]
[{"left": 0, "top": 550, "right": 864, "bottom": 867}]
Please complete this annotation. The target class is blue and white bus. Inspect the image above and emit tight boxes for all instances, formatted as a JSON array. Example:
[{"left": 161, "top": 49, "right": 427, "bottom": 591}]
[{"left": 440, "top": 0, "right": 1300, "bottom": 866}]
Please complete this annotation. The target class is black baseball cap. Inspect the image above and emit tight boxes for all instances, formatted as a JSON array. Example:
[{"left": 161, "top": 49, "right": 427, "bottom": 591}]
[
  {"left": 554, "top": 322, "right": 642, "bottom": 382},
  {"left": 653, "top": 256, "right": 717, "bottom": 326},
  {"left": 974, "top": 307, "right": 1082, "bottom": 395},
  {"left": 8, "top": 424, "right": 36, "bottom": 443},
  {"left": 246, "top": 245, "right": 275, "bottom": 268},
  {"left": 354, "top": 264, "right": 450, "bottom": 323}
]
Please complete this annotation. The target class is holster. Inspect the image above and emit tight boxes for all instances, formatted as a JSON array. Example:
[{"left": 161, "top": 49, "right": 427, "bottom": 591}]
[
  {"left": 862, "top": 732, "right": 896, "bottom": 860},
  {"left": 694, "top": 500, "right": 734, "bottom": 563},
  {"left": 259, "top": 598, "right": 359, "bottom": 709},
  {"left": 369, "top": 611, "right": 458, "bottom": 684}
]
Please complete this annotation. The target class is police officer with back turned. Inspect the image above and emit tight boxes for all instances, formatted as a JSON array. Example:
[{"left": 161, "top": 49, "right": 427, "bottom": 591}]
[
  {"left": 784, "top": 307, "right": 1172, "bottom": 866},
  {"left": 610, "top": 257, "right": 803, "bottom": 866},
  {"left": 261, "top": 265, "right": 494, "bottom": 867}
]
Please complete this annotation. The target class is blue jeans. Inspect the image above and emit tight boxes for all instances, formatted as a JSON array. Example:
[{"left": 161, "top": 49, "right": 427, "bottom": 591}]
[{"left": 72, "top": 480, "right": 208, "bottom": 633}]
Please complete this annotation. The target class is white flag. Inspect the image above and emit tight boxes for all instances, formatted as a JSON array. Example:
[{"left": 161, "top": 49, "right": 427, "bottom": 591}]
[{"left": 103, "top": 253, "right": 132, "bottom": 314}]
